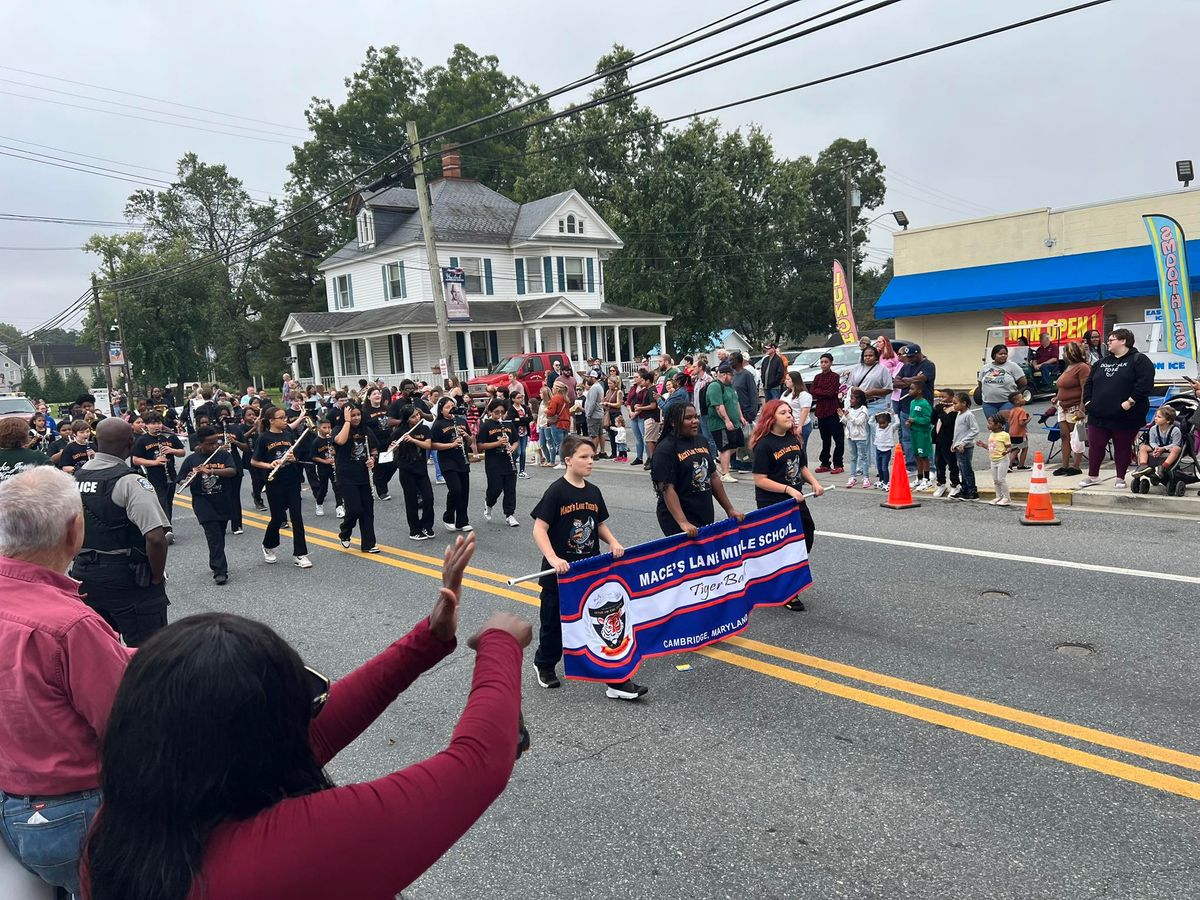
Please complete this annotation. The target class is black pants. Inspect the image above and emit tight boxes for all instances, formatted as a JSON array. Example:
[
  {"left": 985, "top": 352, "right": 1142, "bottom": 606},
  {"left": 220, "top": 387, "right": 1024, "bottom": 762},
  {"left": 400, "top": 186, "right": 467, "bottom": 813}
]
[
  {"left": 441, "top": 469, "right": 470, "bottom": 527},
  {"left": 264, "top": 480, "right": 307, "bottom": 556},
  {"left": 249, "top": 465, "right": 266, "bottom": 508},
  {"left": 201, "top": 519, "right": 229, "bottom": 575},
  {"left": 373, "top": 460, "right": 397, "bottom": 499},
  {"left": 71, "top": 559, "right": 169, "bottom": 647},
  {"left": 816, "top": 415, "right": 845, "bottom": 468},
  {"left": 399, "top": 468, "right": 434, "bottom": 535},
  {"left": 935, "top": 442, "right": 960, "bottom": 486},
  {"left": 228, "top": 470, "right": 245, "bottom": 531},
  {"left": 339, "top": 482, "right": 376, "bottom": 550},
  {"left": 534, "top": 576, "right": 562, "bottom": 669},
  {"left": 485, "top": 463, "right": 517, "bottom": 517},
  {"left": 150, "top": 477, "right": 174, "bottom": 525},
  {"left": 751, "top": 497, "right": 816, "bottom": 554},
  {"left": 308, "top": 464, "right": 341, "bottom": 507}
]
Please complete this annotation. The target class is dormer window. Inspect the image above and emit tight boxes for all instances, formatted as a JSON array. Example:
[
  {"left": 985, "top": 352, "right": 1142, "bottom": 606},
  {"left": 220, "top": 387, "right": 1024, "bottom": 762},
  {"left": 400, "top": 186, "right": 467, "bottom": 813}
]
[
  {"left": 578, "top": 219, "right": 584, "bottom": 234},
  {"left": 357, "top": 209, "right": 375, "bottom": 248},
  {"left": 558, "top": 219, "right": 565, "bottom": 233},
  {"left": 566, "top": 214, "right": 576, "bottom": 234}
]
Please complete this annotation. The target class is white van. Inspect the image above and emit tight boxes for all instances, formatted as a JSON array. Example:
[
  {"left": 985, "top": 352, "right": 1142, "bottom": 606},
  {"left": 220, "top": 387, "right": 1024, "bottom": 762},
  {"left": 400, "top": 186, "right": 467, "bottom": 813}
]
[{"left": 1113, "top": 319, "right": 1199, "bottom": 385}]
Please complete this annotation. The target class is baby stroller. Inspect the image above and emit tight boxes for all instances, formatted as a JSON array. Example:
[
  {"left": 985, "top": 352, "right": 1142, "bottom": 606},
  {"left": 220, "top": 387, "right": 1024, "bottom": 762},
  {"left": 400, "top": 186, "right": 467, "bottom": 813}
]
[{"left": 1129, "top": 392, "right": 1199, "bottom": 496}]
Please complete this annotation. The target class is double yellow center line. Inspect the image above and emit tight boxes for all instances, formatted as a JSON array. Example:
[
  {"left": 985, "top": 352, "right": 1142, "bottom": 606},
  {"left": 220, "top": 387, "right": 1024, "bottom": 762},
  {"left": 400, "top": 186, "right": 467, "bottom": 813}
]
[{"left": 175, "top": 497, "right": 1200, "bottom": 802}]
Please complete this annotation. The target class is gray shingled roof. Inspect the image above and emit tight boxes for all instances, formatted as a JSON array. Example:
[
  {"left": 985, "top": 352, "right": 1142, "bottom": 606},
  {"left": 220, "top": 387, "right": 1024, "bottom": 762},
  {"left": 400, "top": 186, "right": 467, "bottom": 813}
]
[
  {"left": 510, "top": 190, "right": 572, "bottom": 243},
  {"left": 364, "top": 187, "right": 419, "bottom": 210},
  {"left": 286, "top": 300, "right": 668, "bottom": 337},
  {"left": 27, "top": 343, "right": 103, "bottom": 367}
]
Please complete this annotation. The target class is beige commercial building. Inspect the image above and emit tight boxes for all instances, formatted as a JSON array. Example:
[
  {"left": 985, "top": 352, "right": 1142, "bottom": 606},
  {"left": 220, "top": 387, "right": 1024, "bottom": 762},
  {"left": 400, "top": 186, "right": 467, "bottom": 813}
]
[{"left": 876, "top": 187, "right": 1200, "bottom": 387}]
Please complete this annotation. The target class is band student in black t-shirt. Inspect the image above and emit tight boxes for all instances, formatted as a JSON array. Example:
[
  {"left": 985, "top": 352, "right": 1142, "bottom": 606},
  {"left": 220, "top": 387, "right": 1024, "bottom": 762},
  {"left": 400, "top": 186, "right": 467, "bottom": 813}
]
[
  {"left": 305, "top": 418, "right": 342, "bottom": 519},
  {"left": 360, "top": 387, "right": 392, "bottom": 500},
  {"left": 220, "top": 414, "right": 251, "bottom": 534},
  {"left": 391, "top": 404, "right": 436, "bottom": 540},
  {"left": 651, "top": 403, "right": 743, "bottom": 538},
  {"left": 750, "top": 398, "right": 823, "bottom": 612},
  {"left": 176, "top": 426, "right": 238, "bottom": 585},
  {"left": 530, "top": 433, "right": 646, "bottom": 701},
  {"left": 334, "top": 404, "right": 379, "bottom": 553},
  {"left": 430, "top": 397, "right": 473, "bottom": 533},
  {"left": 251, "top": 408, "right": 312, "bottom": 569},
  {"left": 131, "top": 412, "right": 187, "bottom": 542},
  {"left": 477, "top": 398, "right": 520, "bottom": 528}
]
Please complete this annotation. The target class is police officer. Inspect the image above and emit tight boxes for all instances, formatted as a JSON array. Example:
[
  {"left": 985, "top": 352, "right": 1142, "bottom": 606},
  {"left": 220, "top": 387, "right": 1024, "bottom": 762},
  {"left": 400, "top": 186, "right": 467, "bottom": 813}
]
[{"left": 70, "top": 418, "right": 171, "bottom": 647}]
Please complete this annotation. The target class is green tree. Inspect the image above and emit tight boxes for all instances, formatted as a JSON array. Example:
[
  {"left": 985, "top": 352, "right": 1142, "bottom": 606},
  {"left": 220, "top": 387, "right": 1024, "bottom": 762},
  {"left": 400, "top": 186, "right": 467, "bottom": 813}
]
[
  {"left": 0, "top": 323, "right": 80, "bottom": 355},
  {"left": 19, "top": 365, "right": 41, "bottom": 397},
  {"left": 41, "top": 366, "right": 68, "bottom": 403},
  {"left": 62, "top": 369, "right": 89, "bottom": 400},
  {"left": 856, "top": 257, "right": 895, "bottom": 329}
]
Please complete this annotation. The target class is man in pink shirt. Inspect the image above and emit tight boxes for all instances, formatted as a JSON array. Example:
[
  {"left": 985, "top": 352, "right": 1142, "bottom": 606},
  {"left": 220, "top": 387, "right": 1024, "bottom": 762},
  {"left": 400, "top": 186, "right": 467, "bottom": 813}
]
[{"left": 0, "top": 467, "right": 131, "bottom": 896}]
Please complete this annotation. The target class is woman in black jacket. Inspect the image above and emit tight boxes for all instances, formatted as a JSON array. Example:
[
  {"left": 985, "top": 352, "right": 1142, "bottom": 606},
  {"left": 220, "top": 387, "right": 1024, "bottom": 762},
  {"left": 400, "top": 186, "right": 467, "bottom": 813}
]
[{"left": 1079, "top": 328, "right": 1156, "bottom": 489}]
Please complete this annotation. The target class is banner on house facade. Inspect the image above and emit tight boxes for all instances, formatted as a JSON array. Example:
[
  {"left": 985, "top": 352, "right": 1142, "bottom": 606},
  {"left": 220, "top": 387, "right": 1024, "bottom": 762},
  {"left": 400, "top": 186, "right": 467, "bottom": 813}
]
[
  {"left": 442, "top": 267, "right": 470, "bottom": 322},
  {"left": 558, "top": 501, "right": 812, "bottom": 682},
  {"left": 1002, "top": 306, "right": 1103, "bottom": 345},
  {"left": 1143, "top": 214, "right": 1197, "bottom": 361},
  {"left": 832, "top": 260, "right": 858, "bottom": 345}
]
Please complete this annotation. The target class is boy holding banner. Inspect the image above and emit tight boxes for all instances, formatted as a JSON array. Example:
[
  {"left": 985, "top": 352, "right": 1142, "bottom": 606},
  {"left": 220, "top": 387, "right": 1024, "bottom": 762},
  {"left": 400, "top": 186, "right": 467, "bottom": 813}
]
[{"left": 530, "top": 434, "right": 648, "bottom": 701}]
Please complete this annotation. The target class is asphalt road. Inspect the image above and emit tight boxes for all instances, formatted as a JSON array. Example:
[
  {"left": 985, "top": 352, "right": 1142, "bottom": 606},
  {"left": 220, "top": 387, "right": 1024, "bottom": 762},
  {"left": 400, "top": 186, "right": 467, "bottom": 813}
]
[{"left": 164, "top": 454, "right": 1200, "bottom": 900}]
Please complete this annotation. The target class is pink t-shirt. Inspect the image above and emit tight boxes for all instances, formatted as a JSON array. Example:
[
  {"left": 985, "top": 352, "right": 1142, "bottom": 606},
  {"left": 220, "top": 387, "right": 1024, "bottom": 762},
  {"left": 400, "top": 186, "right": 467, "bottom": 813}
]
[{"left": 882, "top": 356, "right": 904, "bottom": 401}]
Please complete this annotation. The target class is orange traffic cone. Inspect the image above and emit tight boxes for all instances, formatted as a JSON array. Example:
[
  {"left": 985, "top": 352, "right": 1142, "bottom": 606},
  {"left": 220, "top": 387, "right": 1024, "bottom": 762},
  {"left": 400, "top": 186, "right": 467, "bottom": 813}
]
[
  {"left": 1020, "top": 451, "right": 1060, "bottom": 525},
  {"left": 881, "top": 444, "right": 921, "bottom": 510}
]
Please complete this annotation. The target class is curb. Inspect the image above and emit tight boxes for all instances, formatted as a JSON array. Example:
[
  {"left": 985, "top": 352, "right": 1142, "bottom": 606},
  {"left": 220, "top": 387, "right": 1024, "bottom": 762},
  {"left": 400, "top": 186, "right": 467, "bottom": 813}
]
[{"left": 1068, "top": 490, "right": 1200, "bottom": 515}]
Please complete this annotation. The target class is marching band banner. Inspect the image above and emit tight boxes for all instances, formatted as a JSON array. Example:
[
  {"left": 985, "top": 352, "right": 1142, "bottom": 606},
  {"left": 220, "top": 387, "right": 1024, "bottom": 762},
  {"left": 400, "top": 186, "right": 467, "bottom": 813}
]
[
  {"left": 1143, "top": 214, "right": 1197, "bottom": 361},
  {"left": 559, "top": 501, "right": 812, "bottom": 682},
  {"left": 832, "top": 260, "right": 859, "bottom": 345}
]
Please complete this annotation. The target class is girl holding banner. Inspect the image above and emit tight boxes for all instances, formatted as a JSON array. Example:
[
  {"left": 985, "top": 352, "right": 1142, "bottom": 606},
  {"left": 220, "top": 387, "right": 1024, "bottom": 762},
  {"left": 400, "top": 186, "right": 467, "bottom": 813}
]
[
  {"left": 652, "top": 404, "right": 743, "bottom": 538},
  {"left": 750, "top": 400, "right": 823, "bottom": 611}
]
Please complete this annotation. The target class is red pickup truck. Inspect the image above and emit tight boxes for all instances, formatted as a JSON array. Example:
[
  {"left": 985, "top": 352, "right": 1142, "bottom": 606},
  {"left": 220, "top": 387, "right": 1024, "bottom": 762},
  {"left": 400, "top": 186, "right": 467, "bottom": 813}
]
[{"left": 467, "top": 352, "right": 570, "bottom": 406}]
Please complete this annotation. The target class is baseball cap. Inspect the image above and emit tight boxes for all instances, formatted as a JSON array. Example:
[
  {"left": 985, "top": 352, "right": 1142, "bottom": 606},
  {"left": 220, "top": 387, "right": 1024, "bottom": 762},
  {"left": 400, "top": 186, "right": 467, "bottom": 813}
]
[
  {"left": 900, "top": 343, "right": 920, "bottom": 355},
  {"left": 717, "top": 361, "right": 733, "bottom": 374}
]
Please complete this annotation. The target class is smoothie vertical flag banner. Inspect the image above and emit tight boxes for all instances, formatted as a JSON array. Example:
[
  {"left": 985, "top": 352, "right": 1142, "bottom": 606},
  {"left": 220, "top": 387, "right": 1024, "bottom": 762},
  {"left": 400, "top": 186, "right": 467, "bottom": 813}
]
[
  {"left": 833, "top": 260, "right": 859, "bottom": 345},
  {"left": 558, "top": 501, "right": 812, "bottom": 682},
  {"left": 1143, "top": 214, "right": 1196, "bottom": 361}
]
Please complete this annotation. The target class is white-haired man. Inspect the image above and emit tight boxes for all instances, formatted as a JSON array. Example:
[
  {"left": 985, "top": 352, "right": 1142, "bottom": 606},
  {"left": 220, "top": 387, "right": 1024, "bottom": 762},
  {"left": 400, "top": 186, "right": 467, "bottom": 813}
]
[{"left": 0, "top": 467, "right": 131, "bottom": 897}]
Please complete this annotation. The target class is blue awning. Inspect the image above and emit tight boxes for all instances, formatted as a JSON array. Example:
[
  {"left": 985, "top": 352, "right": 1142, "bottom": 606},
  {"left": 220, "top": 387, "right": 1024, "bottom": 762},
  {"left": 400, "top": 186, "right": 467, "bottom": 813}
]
[{"left": 875, "top": 239, "right": 1200, "bottom": 318}]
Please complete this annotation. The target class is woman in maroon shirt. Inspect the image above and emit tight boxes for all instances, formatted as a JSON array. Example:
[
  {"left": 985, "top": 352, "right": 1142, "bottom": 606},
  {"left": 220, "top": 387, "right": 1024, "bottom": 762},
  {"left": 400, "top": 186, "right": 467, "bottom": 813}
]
[{"left": 85, "top": 534, "right": 531, "bottom": 900}]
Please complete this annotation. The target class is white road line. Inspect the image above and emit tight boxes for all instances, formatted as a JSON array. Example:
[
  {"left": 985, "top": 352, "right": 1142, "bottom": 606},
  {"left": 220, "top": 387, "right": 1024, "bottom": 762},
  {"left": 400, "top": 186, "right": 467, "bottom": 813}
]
[{"left": 817, "top": 531, "right": 1200, "bottom": 585}]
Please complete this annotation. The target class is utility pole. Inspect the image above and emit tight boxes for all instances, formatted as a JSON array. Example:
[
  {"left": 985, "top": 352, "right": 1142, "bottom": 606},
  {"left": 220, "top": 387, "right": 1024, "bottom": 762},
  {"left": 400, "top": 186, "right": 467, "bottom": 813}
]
[
  {"left": 845, "top": 166, "right": 856, "bottom": 319},
  {"left": 90, "top": 274, "right": 115, "bottom": 397},
  {"left": 407, "top": 120, "right": 453, "bottom": 388},
  {"left": 111, "top": 287, "right": 133, "bottom": 398}
]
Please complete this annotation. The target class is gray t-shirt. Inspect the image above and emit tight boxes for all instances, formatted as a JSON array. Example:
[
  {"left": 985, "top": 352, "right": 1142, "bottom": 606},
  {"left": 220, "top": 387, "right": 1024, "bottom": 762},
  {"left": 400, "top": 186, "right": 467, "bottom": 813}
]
[
  {"left": 845, "top": 362, "right": 893, "bottom": 399},
  {"left": 978, "top": 359, "right": 1026, "bottom": 403},
  {"left": 79, "top": 452, "right": 171, "bottom": 538},
  {"left": 584, "top": 382, "right": 605, "bottom": 420},
  {"left": 732, "top": 368, "right": 759, "bottom": 420}
]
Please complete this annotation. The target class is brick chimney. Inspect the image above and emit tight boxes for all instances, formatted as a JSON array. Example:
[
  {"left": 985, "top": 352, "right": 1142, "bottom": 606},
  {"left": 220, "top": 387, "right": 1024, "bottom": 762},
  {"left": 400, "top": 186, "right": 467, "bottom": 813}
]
[{"left": 441, "top": 144, "right": 462, "bottom": 179}]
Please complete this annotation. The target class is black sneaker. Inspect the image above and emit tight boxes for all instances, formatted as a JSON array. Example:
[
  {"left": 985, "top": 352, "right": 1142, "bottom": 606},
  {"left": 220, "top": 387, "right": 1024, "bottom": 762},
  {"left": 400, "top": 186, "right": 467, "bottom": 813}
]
[
  {"left": 784, "top": 596, "right": 806, "bottom": 612},
  {"left": 1052, "top": 467, "right": 1068, "bottom": 476},
  {"left": 365, "top": 546, "right": 381, "bottom": 554},
  {"left": 339, "top": 536, "right": 351, "bottom": 548},
  {"left": 214, "top": 573, "right": 229, "bottom": 586},
  {"left": 255, "top": 503, "right": 267, "bottom": 512},
  {"left": 630, "top": 458, "right": 643, "bottom": 466},
  {"left": 535, "top": 665, "right": 561, "bottom": 689},
  {"left": 422, "top": 528, "right": 437, "bottom": 539},
  {"left": 606, "top": 679, "right": 648, "bottom": 700}
]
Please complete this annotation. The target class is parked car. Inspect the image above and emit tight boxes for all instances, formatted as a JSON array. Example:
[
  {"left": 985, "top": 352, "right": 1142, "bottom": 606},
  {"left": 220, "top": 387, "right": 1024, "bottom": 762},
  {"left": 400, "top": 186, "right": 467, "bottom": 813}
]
[
  {"left": 0, "top": 395, "right": 35, "bottom": 424},
  {"left": 466, "top": 351, "right": 571, "bottom": 406}
]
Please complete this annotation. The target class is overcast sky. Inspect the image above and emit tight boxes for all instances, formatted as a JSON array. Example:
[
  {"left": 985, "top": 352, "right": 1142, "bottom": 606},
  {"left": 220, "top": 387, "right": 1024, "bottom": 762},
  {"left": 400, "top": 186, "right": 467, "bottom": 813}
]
[{"left": 0, "top": 0, "right": 1193, "bottom": 334}]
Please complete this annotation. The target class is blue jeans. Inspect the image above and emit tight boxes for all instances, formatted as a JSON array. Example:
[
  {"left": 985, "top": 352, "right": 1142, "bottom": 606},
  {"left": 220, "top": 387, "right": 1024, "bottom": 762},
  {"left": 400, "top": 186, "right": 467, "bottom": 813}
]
[
  {"left": 956, "top": 447, "right": 977, "bottom": 494},
  {"left": 538, "top": 428, "right": 553, "bottom": 465},
  {"left": 875, "top": 448, "right": 892, "bottom": 484},
  {"left": 432, "top": 450, "right": 443, "bottom": 480},
  {"left": 0, "top": 788, "right": 100, "bottom": 896},
  {"left": 800, "top": 421, "right": 813, "bottom": 456},
  {"left": 898, "top": 409, "right": 914, "bottom": 469},
  {"left": 630, "top": 417, "right": 647, "bottom": 461},
  {"left": 517, "top": 435, "right": 528, "bottom": 472},
  {"left": 865, "top": 397, "right": 890, "bottom": 477},
  {"left": 982, "top": 400, "right": 1013, "bottom": 427},
  {"left": 848, "top": 438, "right": 869, "bottom": 478},
  {"left": 765, "top": 387, "right": 782, "bottom": 401},
  {"left": 698, "top": 416, "right": 719, "bottom": 459},
  {"left": 548, "top": 426, "right": 566, "bottom": 463}
]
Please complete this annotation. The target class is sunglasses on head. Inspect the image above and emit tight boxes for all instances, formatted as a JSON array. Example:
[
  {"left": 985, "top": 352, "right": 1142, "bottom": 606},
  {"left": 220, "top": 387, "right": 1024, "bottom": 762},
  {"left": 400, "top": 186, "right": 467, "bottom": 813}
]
[{"left": 303, "top": 665, "right": 330, "bottom": 718}]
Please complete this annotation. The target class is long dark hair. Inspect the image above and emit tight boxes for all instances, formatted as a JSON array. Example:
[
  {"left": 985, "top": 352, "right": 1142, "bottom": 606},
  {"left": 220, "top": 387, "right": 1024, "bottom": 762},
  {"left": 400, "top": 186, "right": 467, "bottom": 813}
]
[
  {"left": 85, "top": 614, "right": 333, "bottom": 900},
  {"left": 660, "top": 401, "right": 693, "bottom": 440}
]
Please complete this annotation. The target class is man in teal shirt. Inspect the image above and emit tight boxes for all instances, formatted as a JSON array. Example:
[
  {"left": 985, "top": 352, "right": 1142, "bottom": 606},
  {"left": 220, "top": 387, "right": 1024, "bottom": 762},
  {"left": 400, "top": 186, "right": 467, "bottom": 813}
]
[{"left": 705, "top": 362, "right": 742, "bottom": 484}]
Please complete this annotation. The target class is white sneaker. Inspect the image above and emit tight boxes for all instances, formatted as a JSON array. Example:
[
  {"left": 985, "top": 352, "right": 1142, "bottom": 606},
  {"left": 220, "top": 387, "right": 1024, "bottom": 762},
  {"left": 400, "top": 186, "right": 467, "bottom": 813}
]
[
  {"left": 988, "top": 498, "right": 1001, "bottom": 505},
  {"left": 845, "top": 477, "right": 857, "bottom": 488},
  {"left": 1114, "top": 480, "right": 1127, "bottom": 490},
  {"left": 948, "top": 485, "right": 962, "bottom": 498},
  {"left": 505, "top": 515, "right": 520, "bottom": 527},
  {"left": 932, "top": 484, "right": 948, "bottom": 498},
  {"left": 1077, "top": 477, "right": 1102, "bottom": 488},
  {"left": 720, "top": 473, "right": 738, "bottom": 484},
  {"left": 314, "top": 504, "right": 324, "bottom": 516},
  {"left": 335, "top": 505, "right": 345, "bottom": 518},
  {"left": 444, "top": 522, "right": 460, "bottom": 532},
  {"left": 553, "top": 463, "right": 565, "bottom": 469},
  {"left": 995, "top": 498, "right": 1011, "bottom": 506},
  {"left": 262, "top": 546, "right": 277, "bottom": 564},
  {"left": 878, "top": 481, "right": 889, "bottom": 491},
  {"left": 484, "top": 506, "right": 494, "bottom": 522},
  {"left": 461, "top": 524, "right": 474, "bottom": 533},
  {"left": 518, "top": 471, "right": 529, "bottom": 479},
  {"left": 294, "top": 555, "right": 313, "bottom": 569}
]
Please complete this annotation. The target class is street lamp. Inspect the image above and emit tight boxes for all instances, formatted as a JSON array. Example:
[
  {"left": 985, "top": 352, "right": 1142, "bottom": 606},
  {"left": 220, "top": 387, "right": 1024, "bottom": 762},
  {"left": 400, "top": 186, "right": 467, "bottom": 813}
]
[
  {"left": 865, "top": 210, "right": 910, "bottom": 230},
  {"left": 1177, "top": 160, "right": 1194, "bottom": 188}
]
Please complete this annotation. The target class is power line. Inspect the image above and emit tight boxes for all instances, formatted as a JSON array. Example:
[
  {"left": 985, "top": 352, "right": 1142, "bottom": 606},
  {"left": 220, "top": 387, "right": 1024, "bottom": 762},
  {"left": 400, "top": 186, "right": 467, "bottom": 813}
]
[{"left": 0, "top": 213, "right": 144, "bottom": 228}]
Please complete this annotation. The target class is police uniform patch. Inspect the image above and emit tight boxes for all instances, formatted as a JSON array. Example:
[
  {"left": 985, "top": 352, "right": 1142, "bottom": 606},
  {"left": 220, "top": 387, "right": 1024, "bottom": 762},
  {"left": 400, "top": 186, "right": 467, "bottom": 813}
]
[{"left": 136, "top": 476, "right": 156, "bottom": 491}]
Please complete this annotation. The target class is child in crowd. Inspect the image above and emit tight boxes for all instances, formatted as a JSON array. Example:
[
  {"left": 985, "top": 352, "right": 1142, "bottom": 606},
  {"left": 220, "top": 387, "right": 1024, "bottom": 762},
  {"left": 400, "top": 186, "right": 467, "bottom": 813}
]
[
  {"left": 1132, "top": 405, "right": 1184, "bottom": 481},
  {"left": 839, "top": 388, "right": 870, "bottom": 488},
  {"left": 873, "top": 410, "right": 897, "bottom": 491},
  {"left": 56, "top": 419, "right": 95, "bottom": 474},
  {"left": 949, "top": 392, "right": 980, "bottom": 500},
  {"left": 613, "top": 416, "right": 629, "bottom": 461},
  {"left": 980, "top": 414, "right": 1012, "bottom": 505},
  {"left": 905, "top": 381, "right": 934, "bottom": 491},
  {"left": 530, "top": 434, "right": 645, "bottom": 701},
  {"left": 931, "top": 388, "right": 960, "bottom": 498},
  {"left": 1005, "top": 392, "right": 1030, "bottom": 470}
]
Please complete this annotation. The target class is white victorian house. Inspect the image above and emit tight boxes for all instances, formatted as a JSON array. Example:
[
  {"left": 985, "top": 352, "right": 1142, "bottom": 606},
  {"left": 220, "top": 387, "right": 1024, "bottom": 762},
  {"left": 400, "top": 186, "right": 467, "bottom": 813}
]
[{"left": 281, "top": 152, "right": 671, "bottom": 387}]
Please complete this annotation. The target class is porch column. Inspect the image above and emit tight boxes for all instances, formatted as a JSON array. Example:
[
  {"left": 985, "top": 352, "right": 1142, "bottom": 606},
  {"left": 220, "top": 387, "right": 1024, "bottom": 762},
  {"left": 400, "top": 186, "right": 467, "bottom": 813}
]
[
  {"left": 522, "top": 329, "right": 530, "bottom": 354},
  {"left": 576, "top": 324, "right": 587, "bottom": 371},
  {"left": 534, "top": 327, "right": 544, "bottom": 353},
  {"left": 288, "top": 343, "right": 299, "bottom": 377},
  {"left": 611, "top": 326, "right": 621, "bottom": 365},
  {"left": 309, "top": 342, "right": 321, "bottom": 382},
  {"left": 627, "top": 328, "right": 635, "bottom": 363},
  {"left": 331, "top": 339, "right": 343, "bottom": 385},
  {"left": 363, "top": 337, "right": 375, "bottom": 380},
  {"left": 462, "top": 328, "right": 473, "bottom": 377},
  {"left": 658, "top": 323, "right": 668, "bottom": 360},
  {"left": 401, "top": 332, "right": 413, "bottom": 378}
]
